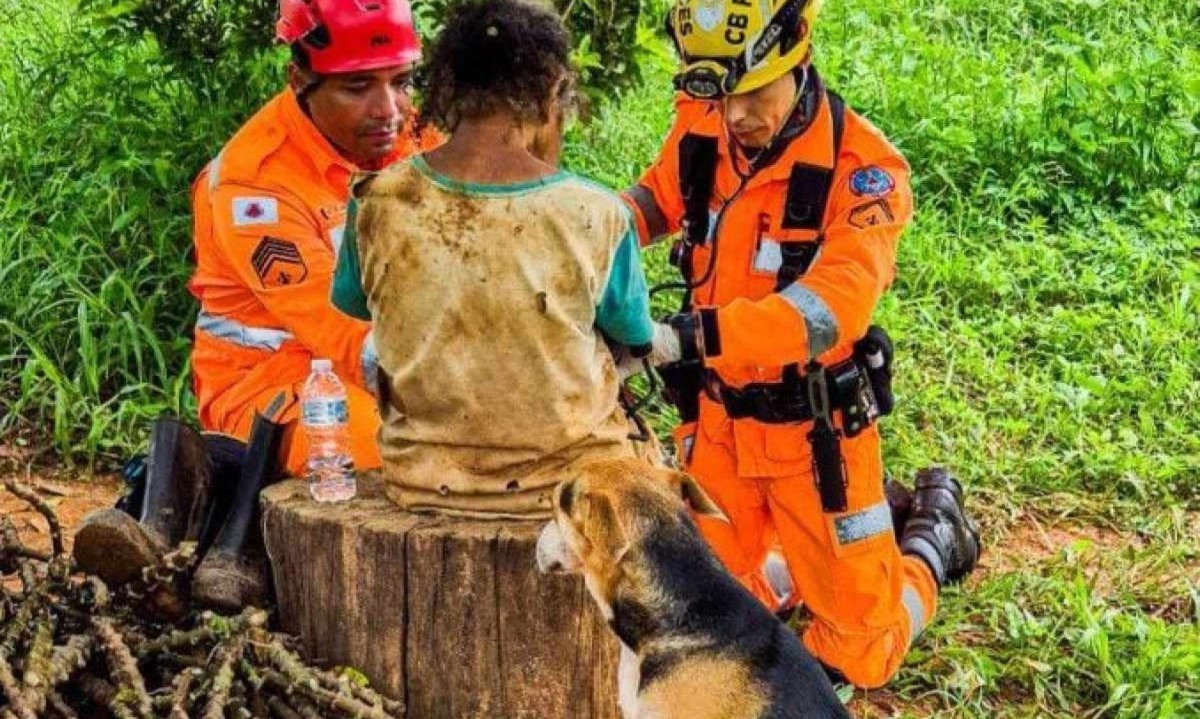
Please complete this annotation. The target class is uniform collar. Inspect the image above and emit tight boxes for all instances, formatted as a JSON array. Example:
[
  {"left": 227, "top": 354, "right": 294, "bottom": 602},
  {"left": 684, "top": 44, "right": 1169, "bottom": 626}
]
[
  {"left": 279, "top": 89, "right": 357, "bottom": 179},
  {"left": 714, "top": 67, "right": 838, "bottom": 187}
]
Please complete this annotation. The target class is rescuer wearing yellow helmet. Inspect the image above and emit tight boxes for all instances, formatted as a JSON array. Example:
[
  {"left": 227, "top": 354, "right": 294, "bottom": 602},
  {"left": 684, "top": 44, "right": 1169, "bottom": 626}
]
[{"left": 624, "top": 0, "right": 982, "bottom": 688}]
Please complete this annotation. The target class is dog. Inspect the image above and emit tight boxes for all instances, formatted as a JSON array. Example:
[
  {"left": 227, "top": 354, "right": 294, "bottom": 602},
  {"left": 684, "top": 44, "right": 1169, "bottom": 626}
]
[{"left": 536, "top": 459, "right": 851, "bottom": 719}]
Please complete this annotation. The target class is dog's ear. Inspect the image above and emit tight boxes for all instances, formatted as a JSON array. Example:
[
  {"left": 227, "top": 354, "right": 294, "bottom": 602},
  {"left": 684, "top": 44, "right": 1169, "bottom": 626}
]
[
  {"left": 580, "top": 491, "right": 630, "bottom": 564},
  {"left": 557, "top": 478, "right": 577, "bottom": 516},
  {"left": 667, "top": 471, "right": 727, "bottom": 521}
]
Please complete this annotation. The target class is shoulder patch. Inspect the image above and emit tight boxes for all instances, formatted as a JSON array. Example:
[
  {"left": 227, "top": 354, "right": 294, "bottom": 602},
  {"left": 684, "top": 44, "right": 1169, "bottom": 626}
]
[
  {"left": 849, "top": 166, "right": 895, "bottom": 197},
  {"left": 233, "top": 197, "right": 279, "bottom": 226},
  {"left": 848, "top": 198, "right": 895, "bottom": 229},
  {"left": 251, "top": 237, "right": 308, "bottom": 288}
]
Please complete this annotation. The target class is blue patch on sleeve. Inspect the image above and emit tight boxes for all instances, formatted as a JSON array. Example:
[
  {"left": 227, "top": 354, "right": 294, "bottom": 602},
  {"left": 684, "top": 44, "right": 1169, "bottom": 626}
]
[{"left": 850, "top": 166, "right": 895, "bottom": 197}]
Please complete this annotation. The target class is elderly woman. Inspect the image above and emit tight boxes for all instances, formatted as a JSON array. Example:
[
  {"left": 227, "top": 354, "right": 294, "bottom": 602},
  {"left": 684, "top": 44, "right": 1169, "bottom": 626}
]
[{"left": 331, "top": 0, "right": 659, "bottom": 518}]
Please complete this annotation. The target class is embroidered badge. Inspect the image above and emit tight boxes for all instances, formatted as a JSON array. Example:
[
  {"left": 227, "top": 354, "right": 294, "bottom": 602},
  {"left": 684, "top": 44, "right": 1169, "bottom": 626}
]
[
  {"left": 695, "top": 0, "right": 723, "bottom": 32},
  {"left": 233, "top": 197, "right": 279, "bottom": 226},
  {"left": 849, "top": 166, "right": 895, "bottom": 197},
  {"left": 848, "top": 198, "right": 895, "bottom": 229},
  {"left": 251, "top": 237, "right": 307, "bottom": 288}
]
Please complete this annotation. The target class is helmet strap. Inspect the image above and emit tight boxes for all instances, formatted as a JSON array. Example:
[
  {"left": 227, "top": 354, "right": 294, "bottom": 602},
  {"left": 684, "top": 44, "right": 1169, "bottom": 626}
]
[{"left": 727, "top": 64, "right": 808, "bottom": 178}]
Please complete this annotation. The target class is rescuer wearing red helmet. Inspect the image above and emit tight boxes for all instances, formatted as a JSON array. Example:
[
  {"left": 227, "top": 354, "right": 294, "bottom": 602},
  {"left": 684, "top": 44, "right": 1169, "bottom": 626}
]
[
  {"left": 74, "top": 1, "right": 443, "bottom": 612},
  {"left": 188, "top": 0, "right": 442, "bottom": 478}
]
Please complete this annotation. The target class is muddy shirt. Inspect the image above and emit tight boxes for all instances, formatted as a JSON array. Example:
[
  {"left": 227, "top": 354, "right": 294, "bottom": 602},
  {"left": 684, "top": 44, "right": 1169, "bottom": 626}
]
[{"left": 334, "top": 156, "right": 654, "bottom": 518}]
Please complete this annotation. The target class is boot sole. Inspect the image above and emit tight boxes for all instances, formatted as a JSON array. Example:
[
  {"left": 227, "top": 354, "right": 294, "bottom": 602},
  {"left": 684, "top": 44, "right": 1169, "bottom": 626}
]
[
  {"left": 192, "top": 552, "right": 268, "bottom": 612},
  {"left": 72, "top": 508, "right": 162, "bottom": 586}
]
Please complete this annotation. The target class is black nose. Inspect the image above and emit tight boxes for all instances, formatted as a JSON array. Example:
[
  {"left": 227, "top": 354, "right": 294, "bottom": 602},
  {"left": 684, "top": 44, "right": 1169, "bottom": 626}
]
[{"left": 547, "top": 559, "right": 564, "bottom": 573}]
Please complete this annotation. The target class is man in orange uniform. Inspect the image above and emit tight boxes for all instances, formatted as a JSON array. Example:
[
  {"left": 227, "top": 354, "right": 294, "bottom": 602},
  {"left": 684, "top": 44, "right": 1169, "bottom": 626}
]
[
  {"left": 189, "top": 0, "right": 439, "bottom": 474},
  {"left": 625, "top": 0, "right": 981, "bottom": 688}
]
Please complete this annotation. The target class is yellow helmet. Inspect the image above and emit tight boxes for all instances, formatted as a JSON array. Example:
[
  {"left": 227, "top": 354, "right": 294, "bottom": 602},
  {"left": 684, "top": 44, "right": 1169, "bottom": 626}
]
[{"left": 670, "top": 0, "right": 823, "bottom": 98}]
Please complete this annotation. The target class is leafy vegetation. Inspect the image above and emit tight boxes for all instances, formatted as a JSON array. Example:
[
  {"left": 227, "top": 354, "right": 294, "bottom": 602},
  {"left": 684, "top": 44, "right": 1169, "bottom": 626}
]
[{"left": 1, "top": 0, "right": 1197, "bottom": 715}]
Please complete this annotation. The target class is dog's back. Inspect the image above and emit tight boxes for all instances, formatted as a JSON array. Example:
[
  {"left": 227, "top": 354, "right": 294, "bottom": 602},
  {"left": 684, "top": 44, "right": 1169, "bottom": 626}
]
[
  {"left": 627, "top": 515, "right": 851, "bottom": 719},
  {"left": 537, "top": 461, "right": 850, "bottom": 718}
]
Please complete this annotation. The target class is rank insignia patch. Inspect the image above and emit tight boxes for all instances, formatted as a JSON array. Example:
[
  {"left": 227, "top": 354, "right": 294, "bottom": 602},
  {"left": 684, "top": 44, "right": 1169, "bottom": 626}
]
[
  {"left": 251, "top": 237, "right": 307, "bottom": 288},
  {"left": 849, "top": 166, "right": 895, "bottom": 197},
  {"left": 848, "top": 198, "right": 895, "bottom": 229}
]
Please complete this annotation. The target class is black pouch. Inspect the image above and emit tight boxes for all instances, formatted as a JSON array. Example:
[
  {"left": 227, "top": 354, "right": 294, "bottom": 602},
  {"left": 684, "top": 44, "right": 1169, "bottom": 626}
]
[
  {"left": 854, "top": 325, "right": 895, "bottom": 417},
  {"left": 805, "top": 363, "right": 848, "bottom": 513},
  {"left": 809, "top": 421, "right": 848, "bottom": 513},
  {"left": 658, "top": 359, "right": 705, "bottom": 423}
]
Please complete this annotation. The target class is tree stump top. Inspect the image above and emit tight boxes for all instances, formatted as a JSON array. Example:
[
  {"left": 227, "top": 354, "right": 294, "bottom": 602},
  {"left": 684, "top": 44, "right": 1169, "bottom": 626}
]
[{"left": 261, "top": 475, "right": 619, "bottom": 719}]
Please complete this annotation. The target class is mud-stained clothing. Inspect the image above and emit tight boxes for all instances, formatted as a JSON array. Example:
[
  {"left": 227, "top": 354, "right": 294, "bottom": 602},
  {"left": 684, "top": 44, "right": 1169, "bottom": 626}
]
[{"left": 335, "top": 156, "right": 655, "bottom": 518}]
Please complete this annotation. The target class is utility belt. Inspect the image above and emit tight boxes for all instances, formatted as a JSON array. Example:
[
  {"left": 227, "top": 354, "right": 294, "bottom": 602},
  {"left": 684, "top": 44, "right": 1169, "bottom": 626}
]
[
  {"left": 659, "top": 325, "right": 896, "bottom": 513},
  {"left": 718, "top": 356, "right": 878, "bottom": 436}
]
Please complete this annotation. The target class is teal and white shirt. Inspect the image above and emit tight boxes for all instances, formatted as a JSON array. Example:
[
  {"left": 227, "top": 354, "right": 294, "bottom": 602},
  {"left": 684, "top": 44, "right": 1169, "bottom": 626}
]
[{"left": 332, "top": 155, "right": 657, "bottom": 518}]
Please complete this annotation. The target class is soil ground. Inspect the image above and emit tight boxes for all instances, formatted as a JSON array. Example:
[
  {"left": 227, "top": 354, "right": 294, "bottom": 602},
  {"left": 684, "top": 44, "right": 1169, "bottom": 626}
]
[{"left": 6, "top": 466, "right": 1193, "bottom": 717}]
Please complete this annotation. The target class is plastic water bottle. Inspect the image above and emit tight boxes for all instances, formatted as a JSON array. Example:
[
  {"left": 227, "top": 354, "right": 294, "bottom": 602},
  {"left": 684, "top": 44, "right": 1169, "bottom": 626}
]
[{"left": 301, "top": 358, "right": 357, "bottom": 502}]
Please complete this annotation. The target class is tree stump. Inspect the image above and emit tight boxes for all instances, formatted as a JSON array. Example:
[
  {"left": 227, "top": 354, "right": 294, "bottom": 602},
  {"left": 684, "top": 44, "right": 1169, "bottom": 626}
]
[{"left": 260, "top": 475, "right": 620, "bottom": 719}]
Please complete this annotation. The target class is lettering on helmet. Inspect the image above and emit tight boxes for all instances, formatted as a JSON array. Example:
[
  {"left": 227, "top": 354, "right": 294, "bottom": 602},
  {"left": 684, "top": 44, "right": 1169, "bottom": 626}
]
[
  {"left": 725, "top": 13, "right": 748, "bottom": 45},
  {"left": 677, "top": 7, "right": 694, "bottom": 36}
]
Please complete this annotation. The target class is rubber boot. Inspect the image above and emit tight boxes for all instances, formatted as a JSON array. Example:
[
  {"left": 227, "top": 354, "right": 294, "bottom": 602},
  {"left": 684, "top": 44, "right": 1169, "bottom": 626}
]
[
  {"left": 74, "top": 417, "right": 213, "bottom": 586},
  {"left": 884, "top": 472, "right": 914, "bottom": 537},
  {"left": 191, "top": 411, "right": 291, "bottom": 612},
  {"left": 196, "top": 433, "right": 248, "bottom": 558},
  {"left": 899, "top": 467, "right": 982, "bottom": 586}
]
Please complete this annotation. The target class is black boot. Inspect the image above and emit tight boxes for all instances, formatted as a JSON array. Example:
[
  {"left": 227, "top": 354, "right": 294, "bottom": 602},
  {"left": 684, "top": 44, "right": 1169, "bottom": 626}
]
[
  {"left": 140, "top": 418, "right": 214, "bottom": 547},
  {"left": 191, "top": 411, "right": 291, "bottom": 612},
  {"left": 74, "top": 417, "right": 215, "bottom": 586},
  {"left": 899, "top": 467, "right": 981, "bottom": 586},
  {"left": 196, "top": 433, "right": 248, "bottom": 558},
  {"left": 884, "top": 472, "right": 914, "bottom": 537}
]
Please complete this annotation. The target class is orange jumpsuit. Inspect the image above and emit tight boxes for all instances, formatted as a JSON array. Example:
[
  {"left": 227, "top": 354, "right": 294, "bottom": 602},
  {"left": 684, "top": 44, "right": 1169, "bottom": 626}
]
[
  {"left": 188, "top": 88, "right": 436, "bottom": 474},
  {"left": 624, "top": 81, "right": 936, "bottom": 688}
]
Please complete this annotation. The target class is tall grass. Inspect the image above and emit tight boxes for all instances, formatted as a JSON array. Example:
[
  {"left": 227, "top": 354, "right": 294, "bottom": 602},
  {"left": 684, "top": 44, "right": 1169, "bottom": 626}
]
[{"left": 0, "top": 0, "right": 283, "bottom": 461}]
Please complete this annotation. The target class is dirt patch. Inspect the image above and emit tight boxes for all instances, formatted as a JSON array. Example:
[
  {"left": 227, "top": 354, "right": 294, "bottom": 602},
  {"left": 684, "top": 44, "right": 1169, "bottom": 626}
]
[
  {"left": 972, "top": 509, "right": 1200, "bottom": 621},
  {"left": 851, "top": 689, "right": 939, "bottom": 717},
  {"left": 980, "top": 512, "right": 1142, "bottom": 577},
  {"left": 1, "top": 470, "right": 122, "bottom": 557}
]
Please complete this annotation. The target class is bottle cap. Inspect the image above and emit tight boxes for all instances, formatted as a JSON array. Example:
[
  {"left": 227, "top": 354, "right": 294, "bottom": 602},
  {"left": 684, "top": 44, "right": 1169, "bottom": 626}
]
[{"left": 311, "top": 358, "right": 333, "bottom": 372}]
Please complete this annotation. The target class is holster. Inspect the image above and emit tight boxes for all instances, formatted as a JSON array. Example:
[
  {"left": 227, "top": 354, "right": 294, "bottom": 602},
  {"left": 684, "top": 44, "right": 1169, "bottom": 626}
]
[{"left": 658, "top": 358, "right": 705, "bottom": 423}]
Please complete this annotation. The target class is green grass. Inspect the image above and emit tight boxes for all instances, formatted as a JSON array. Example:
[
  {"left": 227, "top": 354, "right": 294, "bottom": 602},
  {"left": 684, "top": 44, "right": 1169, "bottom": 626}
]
[
  {"left": 2, "top": 0, "right": 1198, "bottom": 715},
  {"left": 562, "top": 3, "right": 1200, "bottom": 714}
]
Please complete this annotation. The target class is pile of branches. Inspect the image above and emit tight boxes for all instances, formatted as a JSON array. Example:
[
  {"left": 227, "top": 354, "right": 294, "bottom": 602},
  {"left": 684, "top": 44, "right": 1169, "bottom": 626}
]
[{"left": 0, "top": 478, "right": 402, "bottom": 719}]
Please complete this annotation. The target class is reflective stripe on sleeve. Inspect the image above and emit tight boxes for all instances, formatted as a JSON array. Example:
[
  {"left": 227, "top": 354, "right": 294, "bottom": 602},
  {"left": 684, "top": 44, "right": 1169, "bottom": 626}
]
[
  {"left": 902, "top": 584, "right": 927, "bottom": 645},
  {"left": 833, "top": 500, "right": 892, "bottom": 546},
  {"left": 195, "top": 311, "right": 294, "bottom": 351},
  {"left": 778, "top": 282, "right": 838, "bottom": 359},
  {"left": 625, "top": 185, "right": 670, "bottom": 242},
  {"left": 208, "top": 150, "right": 225, "bottom": 193}
]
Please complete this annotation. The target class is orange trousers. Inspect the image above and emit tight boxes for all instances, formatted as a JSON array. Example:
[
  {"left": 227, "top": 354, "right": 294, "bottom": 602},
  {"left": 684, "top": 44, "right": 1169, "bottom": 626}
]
[
  {"left": 205, "top": 380, "right": 382, "bottom": 477},
  {"left": 676, "top": 416, "right": 938, "bottom": 689}
]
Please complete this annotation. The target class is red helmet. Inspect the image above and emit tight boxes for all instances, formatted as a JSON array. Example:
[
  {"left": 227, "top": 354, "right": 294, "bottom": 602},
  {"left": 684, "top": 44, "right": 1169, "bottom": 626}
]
[{"left": 276, "top": 0, "right": 422, "bottom": 75}]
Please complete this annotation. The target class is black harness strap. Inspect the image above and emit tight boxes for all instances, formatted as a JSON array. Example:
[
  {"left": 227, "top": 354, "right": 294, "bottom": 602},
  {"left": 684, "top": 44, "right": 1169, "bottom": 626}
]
[
  {"left": 674, "top": 133, "right": 720, "bottom": 311},
  {"left": 774, "top": 90, "right": 847, "bottom": 292},
  {"left": 678, "top": 134, "right": 720, "bottom": 250}
]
